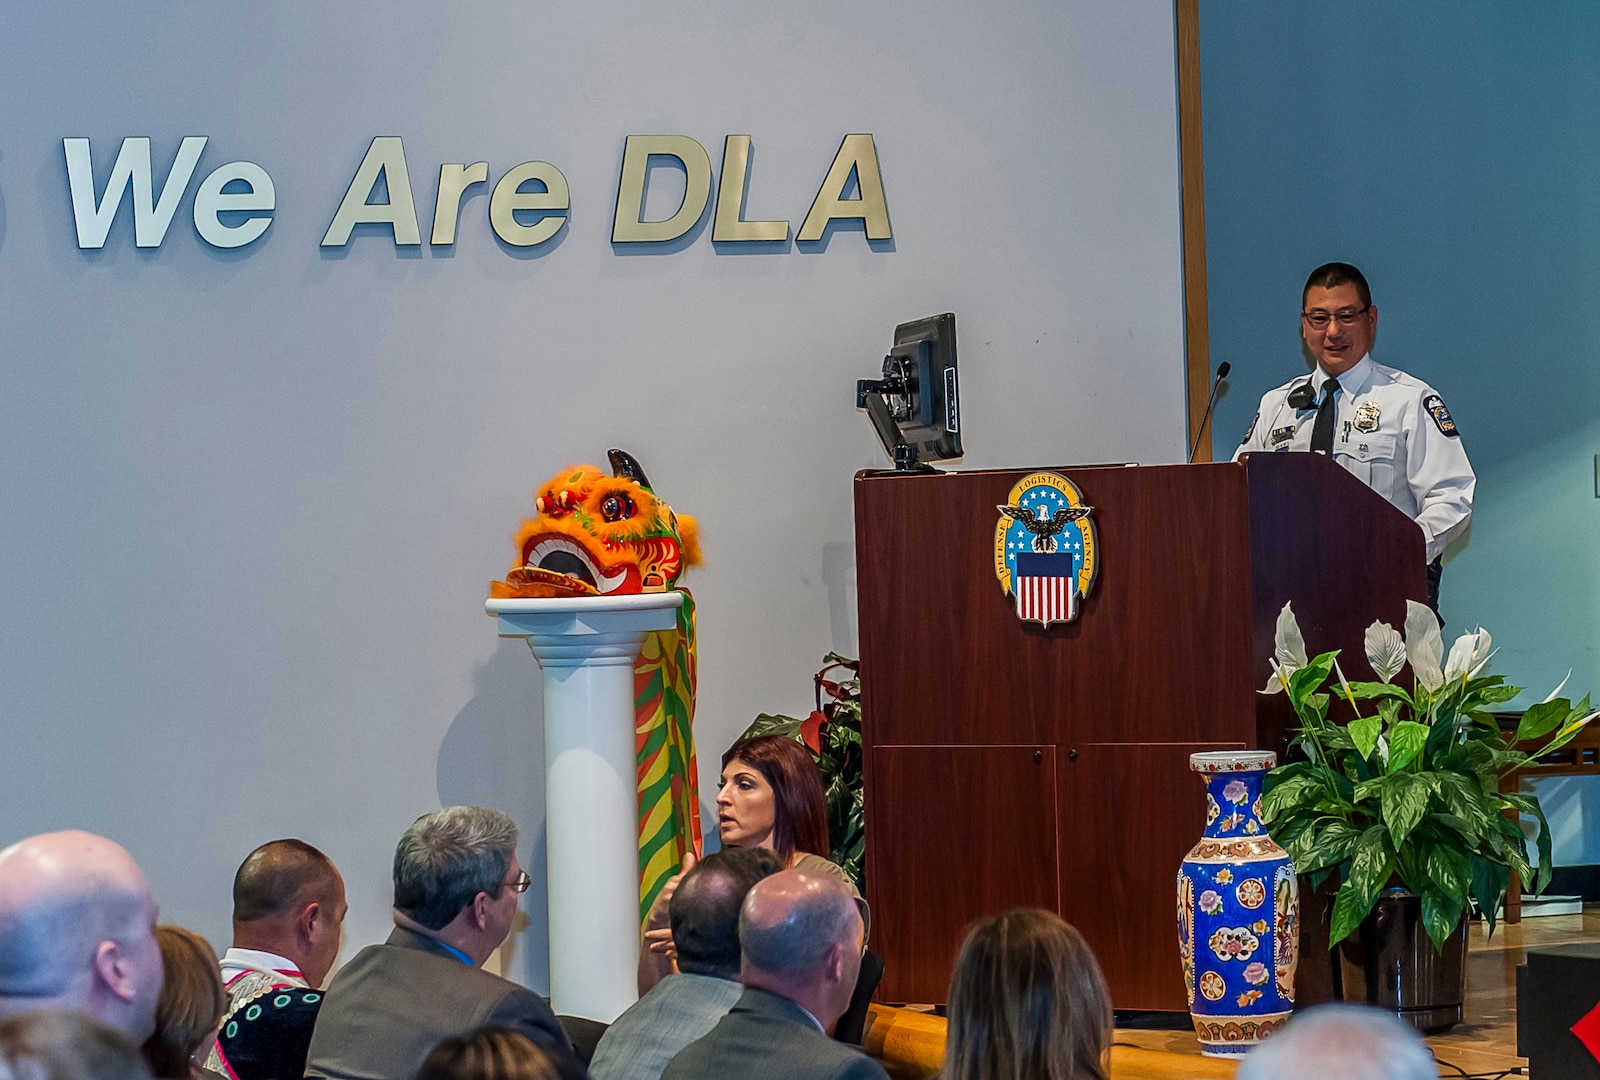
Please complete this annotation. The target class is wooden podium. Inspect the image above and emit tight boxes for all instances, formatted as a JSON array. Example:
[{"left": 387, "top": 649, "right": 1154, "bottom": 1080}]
[{"left": 853, "top": 452, "right": 1426, "bottom": 1010}]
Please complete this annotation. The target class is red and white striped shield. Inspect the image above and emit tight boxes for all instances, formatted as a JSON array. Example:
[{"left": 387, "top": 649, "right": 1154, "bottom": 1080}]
[{"left": 1013, "top": 552, "right": 1078, "bottom": 627}]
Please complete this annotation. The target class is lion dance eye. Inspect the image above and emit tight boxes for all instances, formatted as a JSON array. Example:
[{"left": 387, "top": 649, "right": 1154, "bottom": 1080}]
[{"left": 601, "top": 493, "right": 636, "bottom": 522}]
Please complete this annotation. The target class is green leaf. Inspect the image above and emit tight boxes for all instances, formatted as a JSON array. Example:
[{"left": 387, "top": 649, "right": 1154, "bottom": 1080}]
[
  {"left": 1421, "top": 890, "right": 1464, "bottom": 951},
  {"left": 1469, "top": 683, "right": 1523, "bottom": 706},
  {"left": 1347, "top": 826, "right": 1395, "bottom": 903},
  {"left": 1516, "top": 698, "right": 1576, "bottom": 742},
  {"left": 1528, "top": 700, "right": 1597, "bottom": 760},
  {"left": 740, "top": 712, "right": 806, "bottom": 740},
  {"left": 1387, "top": 721, "right": 1431, "bottom": 773},
  {"left": 1349, "top": 716, "right": 1383, "bottom": 761},
  {"left": 1269, "top": 813, "right": 1315, "bottom": 850},
  {"left": 1380, "top": 773, "right": 1431, "bottom": 848},
  {"left": 1260, "top": 775, "right": 1322, "bottom": 822},
  {"left": 1286, "top": 818, "right": 1363, "bottom": 874},
  {"left": 1289, "top": 652, "right": 1338, "bottom": 703},
  {"left": 1320, "top": 722, "right": 1356, "bottom": 751},
  {"left": 1428, "top": 812, "right": 1477, "bottom": 840},
  {"left": 1262, "top": 761, "right": 1317, "bottom": 792},
  {"left": 1329, "top": 879, "right": 1378, "bottom": 946},
  {"left": 1471, "top": 857, "right": 1512, "bottom": 936},
  {"left": 1430, "top": 777, "right": 1492, "bottom": 842},
  {"left": 1421, "top": 841, "right": 1469, "bottom": 906},
  {"left": 1347, "top": 681, "right": 1415, "bottom": 705},
  {"left": 1526, "top": 800, "right": 1555, "bottom": 895}
]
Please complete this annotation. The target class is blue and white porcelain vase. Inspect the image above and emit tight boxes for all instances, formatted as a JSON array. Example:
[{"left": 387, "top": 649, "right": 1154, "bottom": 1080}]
[{"left": 1176, "top": 750, "right": 1299, "bottom": 1057}]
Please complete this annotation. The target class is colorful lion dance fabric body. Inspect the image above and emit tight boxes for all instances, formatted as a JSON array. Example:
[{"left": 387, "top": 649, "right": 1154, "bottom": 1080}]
[{"left": 490, "top": 449, "right": 703, "bottom": 922}]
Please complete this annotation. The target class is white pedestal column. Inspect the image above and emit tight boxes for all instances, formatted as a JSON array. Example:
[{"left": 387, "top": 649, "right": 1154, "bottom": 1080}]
[{"left": 486, "top": 592, "right": 685, "bottom": 1023}]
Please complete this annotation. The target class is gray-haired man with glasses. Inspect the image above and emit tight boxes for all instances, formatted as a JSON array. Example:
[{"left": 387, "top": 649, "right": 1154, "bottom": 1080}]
[
  {"left": 306, "top": 806, "right": 583, "bottom": 1080},
  {"left": 1234, "top": 262, "right": 1475, "bottom": 614}
]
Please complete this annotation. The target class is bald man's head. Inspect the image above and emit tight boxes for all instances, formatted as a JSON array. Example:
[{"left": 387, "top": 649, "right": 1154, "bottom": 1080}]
[
  {"left": 0, "top": 831, "right": 161, "bottom": 1041},
  {"left": 1236, "top": 1004, "right": 1434, "bottom": 1080},
  {"left": 739, "top": 870, "right": 863, "bottom": 1030}
]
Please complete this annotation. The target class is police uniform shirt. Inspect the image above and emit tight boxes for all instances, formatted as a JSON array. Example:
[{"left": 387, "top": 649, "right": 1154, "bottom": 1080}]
[{"left": 1232, "top": 353, "right": 1475, "bottom": 563}]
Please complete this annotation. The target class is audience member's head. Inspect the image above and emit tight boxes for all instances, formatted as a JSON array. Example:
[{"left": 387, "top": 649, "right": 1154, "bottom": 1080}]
[
  {"left": 1235, "top": 1004, "right": 1435, "bottom": 1080},
  {"left": 941, "top": 908, "right": 1111, "bottom": 1080},
  {"left": 669, "top": 848, "right": 785, "bottom": 980},
  {"left": 718, "top": 735, "right": 829, "bottom": 863},
  {"left": 393, "top": 808, "right": 525, "bottom": 966},
  {"left": 414, "top": 1027, "right": 561, "bottom": 1080},
  {"left": 0, "top": 1010, "right": 154, "bottom": 1080},
  {"left": 0, "top": 831, "right": 163, "bottom": 1040},
  {"left": 738, "top": 869, "right": 863, "bottom": 1031},
  {"left": 142, "top": 926, "right": 226, "bottom": 1080},
  {"left": 231, "top": 839, "right": 347, "bottom": 988}
]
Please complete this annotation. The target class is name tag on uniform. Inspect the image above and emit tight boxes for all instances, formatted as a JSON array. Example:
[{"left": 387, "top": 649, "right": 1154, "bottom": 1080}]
[{"left": 1269, "top": 425, "right": 1296, "bottom": 446}]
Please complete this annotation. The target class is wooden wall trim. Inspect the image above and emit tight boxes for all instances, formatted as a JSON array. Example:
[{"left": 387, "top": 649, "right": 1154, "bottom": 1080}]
[{"left": 1177, "top": 0, "right": 1214, "bottom": 461}]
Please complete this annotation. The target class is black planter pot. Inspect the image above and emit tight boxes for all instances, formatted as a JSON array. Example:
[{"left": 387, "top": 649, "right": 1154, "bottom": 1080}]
[{"left": 1335, "top": 890, "right": 1468, "bottom": 1034}]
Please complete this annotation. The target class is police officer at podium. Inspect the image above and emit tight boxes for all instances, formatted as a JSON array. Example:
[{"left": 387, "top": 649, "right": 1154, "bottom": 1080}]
[{"left": 1234, "top": 262, "right": 1475, "bottom": 613}]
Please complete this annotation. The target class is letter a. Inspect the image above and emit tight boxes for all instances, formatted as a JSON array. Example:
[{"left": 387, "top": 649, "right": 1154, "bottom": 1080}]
[
  {"left": 322, "top": 137, "right": 422, "bottom": 247},
  {"left": 797, "top": 134, "right": 891, "bottom": 242}
]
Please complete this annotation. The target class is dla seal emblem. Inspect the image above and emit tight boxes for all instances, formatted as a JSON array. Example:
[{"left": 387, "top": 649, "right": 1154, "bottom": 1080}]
[{"left": 994, "top": 472, "right": 1098, "bottom": 627}]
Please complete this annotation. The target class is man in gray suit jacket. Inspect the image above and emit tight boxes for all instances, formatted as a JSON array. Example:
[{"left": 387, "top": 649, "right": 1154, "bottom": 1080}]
[
  {"left": 659, "top": 868, "right": 888, "bottom": 1080},
  {"left": 590, "top": 848, "right": 783, "bottom": 1080},
  {"left": 304, "top": 807, "right": 580, "bottom": 1080}
]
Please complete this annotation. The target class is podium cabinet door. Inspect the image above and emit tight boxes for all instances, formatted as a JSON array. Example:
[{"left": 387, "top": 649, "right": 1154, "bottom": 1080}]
[
  {"left": 866, "top": 744, "right": 1059, "bottom": 1005},
  {"left": 1059, "top": 741, "right": 1244, "bottom": 1012}
]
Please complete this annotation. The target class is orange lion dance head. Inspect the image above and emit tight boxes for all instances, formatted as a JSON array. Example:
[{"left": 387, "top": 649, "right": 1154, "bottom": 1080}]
[{"left": 490, "top": 448, "right": 701, "bottom": 599}]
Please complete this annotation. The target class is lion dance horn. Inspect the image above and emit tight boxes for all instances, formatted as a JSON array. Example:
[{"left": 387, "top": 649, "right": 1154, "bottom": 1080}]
[{"left": 608, "top": 447, "right": 652, "bottom": 491}]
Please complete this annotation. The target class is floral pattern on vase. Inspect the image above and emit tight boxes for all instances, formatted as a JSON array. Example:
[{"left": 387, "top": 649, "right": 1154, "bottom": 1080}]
[{"left": 1177, "top": 750, "right": 1299, "bottom": 1057}]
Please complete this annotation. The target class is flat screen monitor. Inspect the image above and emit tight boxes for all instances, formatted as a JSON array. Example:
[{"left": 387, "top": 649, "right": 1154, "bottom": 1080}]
[{"left": 856, "top": 312, "right": 962, "bottom": 471}]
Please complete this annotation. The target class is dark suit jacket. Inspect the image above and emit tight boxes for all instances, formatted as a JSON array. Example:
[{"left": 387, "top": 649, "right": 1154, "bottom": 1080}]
[
  {"left": 658, "top": 988, "right": 888, "bottom": 1080},
  {"left": 304, "top": 926, "right": 579, "bottom": 1080}
]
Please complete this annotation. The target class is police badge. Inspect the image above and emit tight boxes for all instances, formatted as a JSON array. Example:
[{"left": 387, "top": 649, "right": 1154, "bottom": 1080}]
[
  {"left": 1353, "top": 400, "right": 1381, "bottom": 433},
  {"left": 994, "top": 472, "right": 1098, "bottom": 627}
]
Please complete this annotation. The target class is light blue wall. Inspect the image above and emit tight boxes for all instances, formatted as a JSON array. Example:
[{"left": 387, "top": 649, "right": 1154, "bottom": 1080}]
[
  {"left": 1200, "top": 3, "right": 1600, "bottom": 863},
  {"left": 0, "top": 2, "right": 1187, "bottom": 988}
]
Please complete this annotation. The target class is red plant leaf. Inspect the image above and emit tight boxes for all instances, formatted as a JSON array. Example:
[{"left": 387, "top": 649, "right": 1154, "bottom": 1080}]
[{"left": 800, "top": 710, "right": 827, "bottom": 754}]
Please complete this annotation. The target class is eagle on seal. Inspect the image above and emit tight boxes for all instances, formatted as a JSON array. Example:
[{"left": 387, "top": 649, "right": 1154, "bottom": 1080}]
[{"left": 998, "top": 502, "right": 1093, "bottom": 552}]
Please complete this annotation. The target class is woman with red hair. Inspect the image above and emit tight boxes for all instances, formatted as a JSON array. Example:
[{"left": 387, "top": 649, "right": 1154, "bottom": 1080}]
[{"left": 714, "top": 735, "right": 840, "bottom": 877}]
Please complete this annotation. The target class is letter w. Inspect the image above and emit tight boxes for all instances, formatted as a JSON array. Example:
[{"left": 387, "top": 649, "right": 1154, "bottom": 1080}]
[{"left": 63, "top": 136, "right": 208, "bottom": 249}]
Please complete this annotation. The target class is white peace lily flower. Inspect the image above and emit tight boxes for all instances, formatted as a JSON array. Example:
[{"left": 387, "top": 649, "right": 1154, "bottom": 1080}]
[
  {"left": 1262, "top": 657, "right": 1289, "bottom": 695},
  {"left": 1261, "top": 602, "right": 1308, "bottom": 694},
  {"left": 1404, "top": 600, "right": 1445, "bottom": 692},
  {"left": 1543, "top": 670, "right": 1573, "bottom": 704},
  {"left": 1333, "top": 658, "right": 1358, "bottom": 710},
  {"left": 1444, "top": 627, "right": 1492, "bottom": 683},
  {"left": 1468, "top": 647, "right": 1498, "bottom": 680},
  {"left": 1364, "top": 620, "right": 1407, "bottom": 684}
]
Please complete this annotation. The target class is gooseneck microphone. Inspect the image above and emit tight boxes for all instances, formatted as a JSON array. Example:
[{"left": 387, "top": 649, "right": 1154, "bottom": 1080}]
[{"left": 1187, "top": 361, "right": 1232, "bottom": 463}]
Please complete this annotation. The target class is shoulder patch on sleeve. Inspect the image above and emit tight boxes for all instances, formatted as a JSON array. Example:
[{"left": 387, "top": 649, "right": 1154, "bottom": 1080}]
[
  {"left": 1422, "top": 393, "right": 1459, "bottom": 437},
  {"left": 1243, "top": 412, "right": 1258, "bottom": 443}
]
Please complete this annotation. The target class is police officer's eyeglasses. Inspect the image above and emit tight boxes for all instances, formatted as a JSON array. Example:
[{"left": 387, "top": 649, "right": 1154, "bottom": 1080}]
[
  {"left": 1301, "top": 306, "right": 1370, "bottom": 329},
  {"left": 501, "top": 870, "right": 532, "bottom": 894}
]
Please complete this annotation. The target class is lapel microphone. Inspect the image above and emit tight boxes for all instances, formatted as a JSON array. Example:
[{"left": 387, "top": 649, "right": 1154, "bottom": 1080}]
[{"left": 1187, "top": 362, "right": 1231, "bottom": 463}]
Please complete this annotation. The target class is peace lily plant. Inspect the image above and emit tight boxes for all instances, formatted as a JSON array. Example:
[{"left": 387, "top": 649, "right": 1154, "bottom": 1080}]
[{"left": 1258, "top": 601, "right": 1596, "bottom": 950}]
